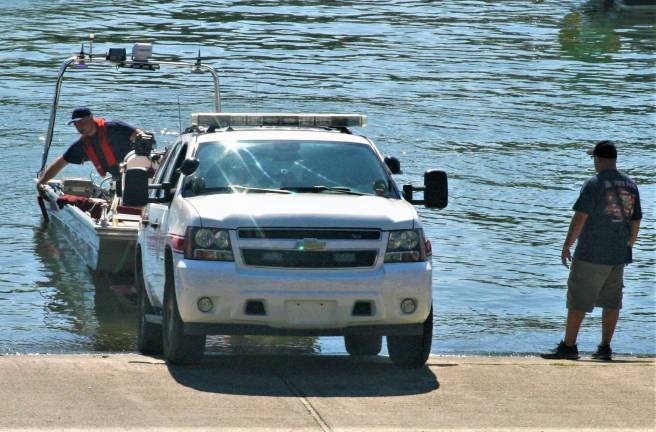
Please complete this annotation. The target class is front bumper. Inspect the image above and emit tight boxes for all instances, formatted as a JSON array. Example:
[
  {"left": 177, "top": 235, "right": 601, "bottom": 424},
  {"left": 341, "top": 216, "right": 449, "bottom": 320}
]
[
  {"left": 173, "top": 255, "right": 432, "bottom": 335},
  {"left": 183, "top": 322, "right": 424, "bottom": 336}
]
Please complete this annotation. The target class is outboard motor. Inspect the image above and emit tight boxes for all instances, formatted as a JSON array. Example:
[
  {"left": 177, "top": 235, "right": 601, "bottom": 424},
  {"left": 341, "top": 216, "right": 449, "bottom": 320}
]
[
  {"left": 120, "top": 132, "right": 158, "bottom": 206},
  {"left": 129, "top": 132, "right": 156, "bottom": 171}
]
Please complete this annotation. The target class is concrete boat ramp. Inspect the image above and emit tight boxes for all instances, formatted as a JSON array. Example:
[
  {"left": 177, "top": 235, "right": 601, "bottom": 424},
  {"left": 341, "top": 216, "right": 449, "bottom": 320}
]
[{"left": 0, "top": 354, "right": 653, "bottom": 431}]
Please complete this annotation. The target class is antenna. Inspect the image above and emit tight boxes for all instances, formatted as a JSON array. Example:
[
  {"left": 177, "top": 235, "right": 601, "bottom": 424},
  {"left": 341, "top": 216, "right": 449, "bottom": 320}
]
[
  {"left": 89, "top": 33, "right": 95, "bottom": 59},
  {"left": 75, "top": 43, "right": 88, "bottom": 68},
  {"left": 255, "top": 73, "right": 259, "bottom": 113},
  {"left": 192, "top": 48, "right": 202, "bottom": 74},
  {"left": 178, "top": 95, "right": 182, "bottom": 133}
]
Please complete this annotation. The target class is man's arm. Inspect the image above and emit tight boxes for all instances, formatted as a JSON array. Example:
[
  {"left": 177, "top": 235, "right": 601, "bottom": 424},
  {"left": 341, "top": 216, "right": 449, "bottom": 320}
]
[
  {"left": 561, "top": 211, "right": 589, "bottom": 268},
  {"left": 37, "top": 155, "right": 68, "bottom": 187},
  {"left": 629, "top": 219, "right": 640, "bottom": 247}
]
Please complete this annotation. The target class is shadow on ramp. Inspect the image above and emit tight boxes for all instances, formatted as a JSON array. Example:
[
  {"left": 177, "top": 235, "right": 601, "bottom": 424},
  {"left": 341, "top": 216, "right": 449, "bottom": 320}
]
[{"left": 166, "top": 354, "right": 439, "bottom": 397}]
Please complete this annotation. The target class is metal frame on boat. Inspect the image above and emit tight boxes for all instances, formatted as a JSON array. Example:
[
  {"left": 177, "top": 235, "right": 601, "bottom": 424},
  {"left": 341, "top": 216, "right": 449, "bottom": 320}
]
[{"left": 36, "top": 37, "right": 222, "bottom": 274}]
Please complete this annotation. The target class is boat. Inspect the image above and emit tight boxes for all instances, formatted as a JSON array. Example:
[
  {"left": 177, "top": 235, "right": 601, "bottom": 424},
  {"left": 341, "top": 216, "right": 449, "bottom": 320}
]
[
  {"left": 599, "top": 0, "right": 656, "bottom": 9},
  {"left": 614, "top": 0, "right": 656, "bottom": 7},
  {"left": 36, "top": 36, "right": 222, "bottom": 275}
]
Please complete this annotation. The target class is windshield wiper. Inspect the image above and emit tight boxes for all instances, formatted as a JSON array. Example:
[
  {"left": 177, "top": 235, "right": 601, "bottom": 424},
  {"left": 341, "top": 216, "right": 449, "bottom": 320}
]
[
  {"left": 197, "top": 185, "right": 292, "bottom": 195},
  {"left": 281, "top": 185, "right": 367, "bottom": 196}
]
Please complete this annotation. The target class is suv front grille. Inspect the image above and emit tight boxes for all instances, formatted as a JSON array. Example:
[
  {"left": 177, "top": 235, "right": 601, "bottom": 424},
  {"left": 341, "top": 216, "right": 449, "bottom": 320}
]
[
  {"left": 238, "top": 229, "right": 380, "bottom": 240},
  {"left": 241, "top": 249, "right": 378, "bottom": 268}
]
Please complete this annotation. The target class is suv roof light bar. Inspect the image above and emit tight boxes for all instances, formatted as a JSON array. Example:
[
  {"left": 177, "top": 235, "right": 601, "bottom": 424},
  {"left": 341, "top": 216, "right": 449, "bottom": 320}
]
[{"left": 192, "top": 113, "right": 367, "bottom": 129}]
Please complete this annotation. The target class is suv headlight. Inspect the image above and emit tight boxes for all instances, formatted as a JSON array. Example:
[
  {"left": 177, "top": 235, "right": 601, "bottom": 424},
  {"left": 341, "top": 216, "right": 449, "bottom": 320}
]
[
  {"left": 185, "top": 227, "right": 234, "bottom": 261},
  {"left": 384, "top": 229, "right": 426, "bottom": 263}
]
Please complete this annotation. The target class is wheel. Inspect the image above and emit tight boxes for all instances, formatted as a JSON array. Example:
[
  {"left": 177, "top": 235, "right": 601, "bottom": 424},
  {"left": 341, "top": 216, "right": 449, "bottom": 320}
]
[
  {"left": 136, "top": 250, "right": 163, "bottom": 355},
  {"left": 387, "top": 306, "right": 433, "bottom": 368},
  {"left": 162, "top": 261, "right": 206, "bottom": 365},
  {"left": 344, "top": 335, "right": 382, "bottom": 356}
]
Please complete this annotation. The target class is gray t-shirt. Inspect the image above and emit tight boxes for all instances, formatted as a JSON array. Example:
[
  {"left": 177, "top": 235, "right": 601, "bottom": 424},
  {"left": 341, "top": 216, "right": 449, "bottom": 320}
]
[{"left": 573, "top": 169, "right": 642, "bottom": 265}]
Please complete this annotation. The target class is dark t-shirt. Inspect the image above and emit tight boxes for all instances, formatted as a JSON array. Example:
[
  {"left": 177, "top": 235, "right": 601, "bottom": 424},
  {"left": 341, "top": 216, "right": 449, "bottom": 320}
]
[
  {"left": 63, "top": 119, "right": 136, "bottom": 178},
  {"left": 573, "top": 169, "right": 642, "bottom": 265}
]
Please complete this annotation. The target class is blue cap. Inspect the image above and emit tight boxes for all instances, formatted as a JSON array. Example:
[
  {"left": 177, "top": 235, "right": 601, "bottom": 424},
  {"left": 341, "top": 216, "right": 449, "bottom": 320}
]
[{"left": 67, "top": 106, "right": 92, "bottom": 125}]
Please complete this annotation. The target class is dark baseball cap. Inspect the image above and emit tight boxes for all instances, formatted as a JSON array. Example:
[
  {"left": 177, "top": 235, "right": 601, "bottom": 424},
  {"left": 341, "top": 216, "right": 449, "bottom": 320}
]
[
  {"left": 67, "top": 106, "right": 93, "bottom": 125},
  {"left": 587, "top": 140, "right": 617, "bottom": 159}
]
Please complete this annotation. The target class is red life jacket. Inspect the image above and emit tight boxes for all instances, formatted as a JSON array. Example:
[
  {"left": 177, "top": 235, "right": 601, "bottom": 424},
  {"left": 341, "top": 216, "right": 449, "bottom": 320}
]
[{"left": 82, "top": 118, "right": 117, "bottom": 176}]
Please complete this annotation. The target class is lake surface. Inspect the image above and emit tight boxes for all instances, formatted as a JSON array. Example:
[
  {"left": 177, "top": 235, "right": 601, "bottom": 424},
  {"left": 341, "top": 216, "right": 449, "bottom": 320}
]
[{"left": 0, "top": 0, "right": 654, "bottom": 356}]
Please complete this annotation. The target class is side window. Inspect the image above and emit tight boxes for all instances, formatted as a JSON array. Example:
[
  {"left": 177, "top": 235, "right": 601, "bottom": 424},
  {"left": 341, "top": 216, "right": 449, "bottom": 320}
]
[
  {"left": 162, "top": 144, "right": 188, "bottom": 193},
  {"left": 151, "top": 142, "right": 182, "bottom": 199}
]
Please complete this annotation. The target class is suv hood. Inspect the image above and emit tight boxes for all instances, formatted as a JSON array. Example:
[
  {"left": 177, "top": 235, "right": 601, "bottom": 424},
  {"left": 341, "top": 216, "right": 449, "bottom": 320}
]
[{"left": 186, "top": 194, "right": 417, "bottom": 230}]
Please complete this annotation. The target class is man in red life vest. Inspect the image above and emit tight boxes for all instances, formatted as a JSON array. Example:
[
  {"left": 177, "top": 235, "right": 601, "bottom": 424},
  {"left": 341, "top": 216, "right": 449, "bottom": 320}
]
[{"left": 37, "top": 106, "right": 146, "bottom": 188}]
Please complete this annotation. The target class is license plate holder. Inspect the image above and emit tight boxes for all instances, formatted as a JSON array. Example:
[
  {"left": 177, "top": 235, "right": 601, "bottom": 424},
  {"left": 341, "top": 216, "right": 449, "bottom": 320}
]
[{"left": 285, "top": 300, "right": 337, "bottom": 326}]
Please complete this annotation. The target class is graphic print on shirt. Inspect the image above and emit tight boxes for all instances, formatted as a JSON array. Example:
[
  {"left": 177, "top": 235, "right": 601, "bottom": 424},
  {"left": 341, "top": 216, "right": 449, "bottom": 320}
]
[{"left": 603, "top": 180, "right": 635, "bottom": 222}]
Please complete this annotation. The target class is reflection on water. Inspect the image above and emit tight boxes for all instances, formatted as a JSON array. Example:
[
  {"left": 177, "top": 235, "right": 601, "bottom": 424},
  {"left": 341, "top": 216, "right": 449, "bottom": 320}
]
[
  {"left": 32, "top": 222, "right": 137, "bottom": 352},
  {"left": 560, "top": 1, "right": 656, "bottom": 61},
  {"left": 559, "top": 11, "right": 621, "bottom": 61},
  {"left": 207, "top": 335, "right": 321, "bottom": 355}
]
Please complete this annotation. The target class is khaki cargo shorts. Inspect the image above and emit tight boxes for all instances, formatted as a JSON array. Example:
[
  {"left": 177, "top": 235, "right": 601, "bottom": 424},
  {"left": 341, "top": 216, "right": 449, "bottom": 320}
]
[{"left": 567, "top": 258, "right": 624, "bottom": 312}]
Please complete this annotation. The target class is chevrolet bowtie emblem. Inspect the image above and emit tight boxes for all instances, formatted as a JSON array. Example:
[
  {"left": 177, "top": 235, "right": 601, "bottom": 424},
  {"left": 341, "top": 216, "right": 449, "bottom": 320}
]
[{"left": 296, "top": 238, "right": 327, "bottom": 251}]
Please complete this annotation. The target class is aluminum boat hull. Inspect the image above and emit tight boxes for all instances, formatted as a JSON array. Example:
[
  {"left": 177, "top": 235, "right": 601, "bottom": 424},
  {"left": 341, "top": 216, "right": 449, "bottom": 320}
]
[{"left": 40, "top": 188, "right": 138, "bottom": 274}]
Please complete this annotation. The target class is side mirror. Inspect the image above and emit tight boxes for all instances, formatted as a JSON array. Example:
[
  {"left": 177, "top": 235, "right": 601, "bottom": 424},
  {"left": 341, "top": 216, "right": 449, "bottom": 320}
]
[
  {"left": 122, "top": 168, "right": 173, "bottom": 206},
  {"left": 423, "top": 170, "right": 448, "bottom": 209},
  {"left": 179, "top": 158, "right": 200, "bottom": 176},
  {"left": 121, "top": 167, "right": 149, "bottom": 206},
  {"left": 402, "top": 170, "right": 448, "bottom": 209},
  {"left": 384, "top": 156, "right": 401, "bottom": 174}
]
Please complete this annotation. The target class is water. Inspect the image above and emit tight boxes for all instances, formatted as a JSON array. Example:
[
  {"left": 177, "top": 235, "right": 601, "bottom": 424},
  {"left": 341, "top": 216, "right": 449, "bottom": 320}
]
[{"left": 0, "top": 0, "right": 654, "bottom": 356}]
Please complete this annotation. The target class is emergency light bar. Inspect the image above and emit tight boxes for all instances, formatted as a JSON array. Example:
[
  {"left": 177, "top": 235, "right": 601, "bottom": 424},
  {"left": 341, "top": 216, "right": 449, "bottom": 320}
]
[{"left": 192, "top": 113, "right": 368, "bottom": 129}]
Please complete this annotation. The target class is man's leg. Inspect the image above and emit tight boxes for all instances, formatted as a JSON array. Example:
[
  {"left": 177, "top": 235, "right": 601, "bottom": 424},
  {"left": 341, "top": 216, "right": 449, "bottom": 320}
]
[
  {"left": 542, "top": 259, "right": 603, "bottom": 360},
  {"left": 541, "top": 309, "right": 583, "bottom": 359},
  {"left": 564, "top": 309, "right": 586, "bottom": 347},
  {"left": 565, "top": 259, "right": 615, "bottom": 346},
  {"left": 594, "top": 264, "right": 624, "bottom": 359},
  {"left": 601, "top": 308, "right": 619, "bottom": 346}
]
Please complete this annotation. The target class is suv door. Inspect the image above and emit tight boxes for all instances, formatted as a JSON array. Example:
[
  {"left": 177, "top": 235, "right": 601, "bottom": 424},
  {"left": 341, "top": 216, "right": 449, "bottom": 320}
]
[
  {"left": 151, "top": 142, "right": 190, "bottom": 304},
  {"left": 142, "top": 141, "right": 185, "bottom": 305}
]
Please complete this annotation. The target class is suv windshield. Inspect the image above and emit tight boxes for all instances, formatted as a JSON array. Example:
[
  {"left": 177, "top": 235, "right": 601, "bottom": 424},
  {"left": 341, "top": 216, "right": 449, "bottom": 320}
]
[{"left": 183, "top": 140, "right": 393, "bottom": 197}]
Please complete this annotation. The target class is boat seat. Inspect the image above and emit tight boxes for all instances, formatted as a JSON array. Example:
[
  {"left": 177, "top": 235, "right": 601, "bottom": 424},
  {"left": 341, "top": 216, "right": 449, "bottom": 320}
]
[{"left": 122, "top": 167, "right": 149, "bottom": 206}]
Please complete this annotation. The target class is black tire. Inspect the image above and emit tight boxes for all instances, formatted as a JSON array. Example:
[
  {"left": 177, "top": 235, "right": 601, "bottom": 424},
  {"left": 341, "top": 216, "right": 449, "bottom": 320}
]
[
  {"left": 344, "top": 335, "right": 383, "bottom": 356},
  {"left": 162, "top": 259, "right": 206, "bottom": 365},
  {"left": 136, "top": 250, "right": 163, "bottom": 355},
  {"left": 387, "top": 306, "right": 433, "bottom": 368}
]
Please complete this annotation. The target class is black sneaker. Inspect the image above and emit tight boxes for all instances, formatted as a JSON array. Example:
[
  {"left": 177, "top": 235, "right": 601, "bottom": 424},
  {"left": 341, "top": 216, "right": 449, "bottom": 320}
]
[
  {"left": 591, "top": 344, "right": 612, "bottom": 361},
  {"left": 541, "top": 341, "right": 580, "bottom": 360}
]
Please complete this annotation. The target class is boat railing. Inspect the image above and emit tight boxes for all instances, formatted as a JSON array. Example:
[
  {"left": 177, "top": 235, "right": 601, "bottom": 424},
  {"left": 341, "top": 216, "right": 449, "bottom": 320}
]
[{"left": 39, "top": 40, "right": 222, "bottom": 177}]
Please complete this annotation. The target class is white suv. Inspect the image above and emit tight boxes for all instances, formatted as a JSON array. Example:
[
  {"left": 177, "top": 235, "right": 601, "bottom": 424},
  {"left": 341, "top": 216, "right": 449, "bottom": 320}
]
[{"left": 124, "top": 113, "right": 448, "bottom": 367}]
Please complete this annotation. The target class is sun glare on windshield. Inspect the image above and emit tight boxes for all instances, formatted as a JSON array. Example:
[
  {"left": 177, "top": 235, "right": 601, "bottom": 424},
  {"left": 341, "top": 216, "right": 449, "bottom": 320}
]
[{"left": 183, "top": 140, "right": 392, "bottom": 197}]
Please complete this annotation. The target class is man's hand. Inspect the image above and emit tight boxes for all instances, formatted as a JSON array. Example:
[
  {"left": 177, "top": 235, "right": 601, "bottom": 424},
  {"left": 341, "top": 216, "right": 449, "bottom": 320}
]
[
  {"left": 36, "top": 182, "right": 50, "bottom": 201},
  {"left": 130, "top": 129, "right": 147, "bottom": 143},
  {"left": 561, "top": 245, "right": 572, "bottom": 268},
  {"left": 561, "top": 211, "right": 588, "bottom": 269}
]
